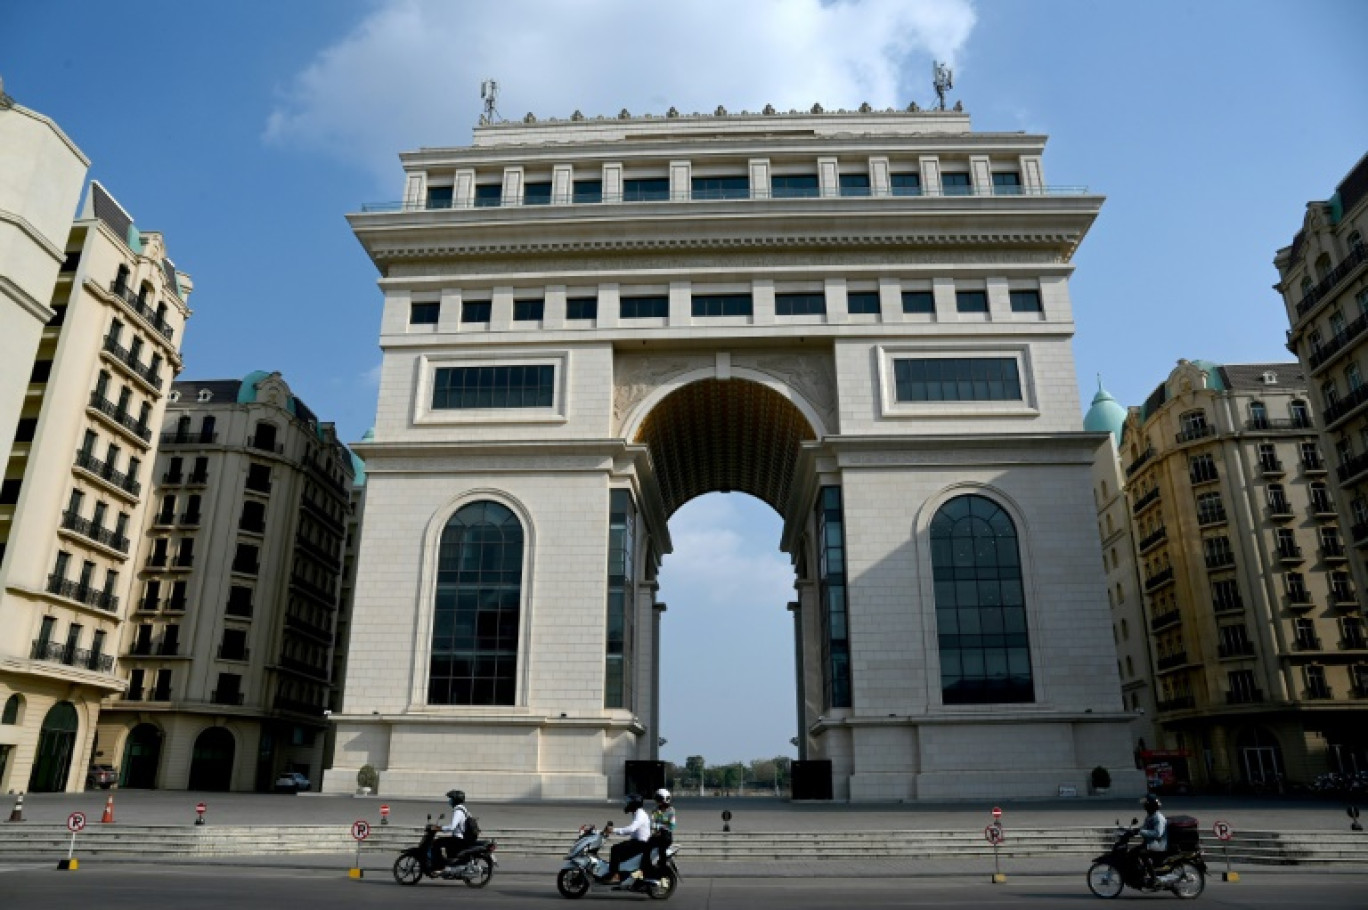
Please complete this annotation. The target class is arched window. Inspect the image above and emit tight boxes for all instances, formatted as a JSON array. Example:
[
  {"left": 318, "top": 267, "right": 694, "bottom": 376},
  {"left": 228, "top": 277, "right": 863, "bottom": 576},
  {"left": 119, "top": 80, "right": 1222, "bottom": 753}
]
[
  {"left": 429, "top": 501, "right": 523, "bottom": 706},
  {"left": 1, "top": 693, "right": 21, "bottom": 724},
  {"left": 930, "top": 494, "right": 1034, "bottom": 704}
]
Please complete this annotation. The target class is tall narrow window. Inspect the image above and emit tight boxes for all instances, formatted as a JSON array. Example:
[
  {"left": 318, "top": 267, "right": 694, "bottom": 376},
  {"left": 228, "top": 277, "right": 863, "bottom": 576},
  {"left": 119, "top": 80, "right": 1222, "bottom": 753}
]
[
  {"left": 817, "top": 487, "right": 851, "bottom": 708},
  {"left": 429, "top": 501, "right": 523, "bottom": 706},
  {"left": 604, "top": 490, "right": 635, "bottom": 708},
  {"left": 931, "top": 495, "right": 1034, "bottom": 704}
]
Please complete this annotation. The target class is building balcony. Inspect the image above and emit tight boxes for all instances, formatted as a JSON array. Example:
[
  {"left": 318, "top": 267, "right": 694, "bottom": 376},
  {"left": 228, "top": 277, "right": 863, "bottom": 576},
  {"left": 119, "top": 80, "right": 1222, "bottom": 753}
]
[
  {"left": 1145, "top": 567, "right": 1175, "bottom": 592},
  {"left": 160, "top": 430, "right": 218, "bottom": 447},
  {"left": 87, "top": 392, "right": 152, "bottom": 445},
  {"left": 276, "top": 654, "right": 330, "bottom": 681},
  {"left": 1352, "top": 521, "right": 1368, "bottom": 546},
  {"left": 1132, "top": 487, "right": 1161, "bottom": 515},
  {"left": 164, "top": 596, "right": 187, "bottom": 613},
  {"left": 1304, "top": 685, "right": 1334, "bottom": 700},
  {"left": 1247, "top": 416, "right": 1317, "bottom": 432},
  {"left": 1311, "top": 496, "right": 1339, "bottom": 519},
  {"left": 1190, "top": 468, "right": 1220, "bottom": 487},
  {"left": 146, "top": 552, "right": 168, "bottom": 569},
  {"left": 1197, "top": 508, "right": 1229, "bottom": 528},
  {"left": 1176, "top": 425, "right": 1216, "bottom": 445},
  {"left": 1295, "top": 243, "right": 1368, "bottom": 317},
  {"left": 1329, "top": 587, "right": 1358, "bottom": 607},
  {"left": 73, "top": 448, "right": 141, "bottom": 498},
  {"left": 1226, "top": 688, "right": 1265, "bottom": 705},
  {"left": 59, "top": 511, "right": 131, "bottom": 554},
  {"left": 1156, "top": 651, "right": 1189, "bottom": 671},
  {"left": 1213, "top": 596, "right": 1245, "bottom": 616},
  {"left": 1309, "top": 311, "right": 1368, "bottom": 371},
  {"left": 151, "top": 510, "right": 176, "bottom": 528},
  {"left": 1138, "top": 526, "right": 1168, "bottom": 553},
  {"left": 101, "top": 335, "right": 162, "bottom": 391},
  {"left": 135, "top": 595, "right": 159, "bottom": 613},
  {"left": 1277, "top": 544, "right": 1304, "bottom": 563},
  {"left": 1336, "top": 451, "right": 1368, "bottom": 485},
  {"left": 1322, "top": 382, "right": 1368, "bottom": 428},
  {"left": 29, "top": 639, "right": 114, "bottom": 673},
  {"left": 45, "top": 573, "right": 118, "bottom": 613},
  {"left": 1156, "top": 695, "right": 1196, "bottom": 712},
  {"left": 186, "top": 470, "right": 209, "bottom": 486},
  {"left": 106, "top": 279, "right": 176, "bottom": 342},
  {"left": 1340, "top": 636, "right": 1368, "bottom": 651},
  {"left": 1286, "top": 588, "right": 1315, "bottom": 609},
  {"left": 1322, "top": 541, "right": 1348, "bottom": 561},
  {"left": 209, "top": 690, "right": 244, "bottom": 706},
  {"left": 1302, "top": 453, "right": 1328, "bottom": 474},
  {"left": 1260, "top": 458, "right": 1286, "bottom": 477},
  {"left": 1150, "top": 607, "right": 1181, "bottom": 631},
  {"left": 147, "top": 686, "right": 172, "bottom": 702},
  {"left": 1218, "top": 641, "right": 1256, "bottom": 659},
  {"left": 1268, "top": 499, "right": 1294, "bottom": 520},
  {"left": 216, "top": 645, "right": 251, "bottom": 662},
  {"left": 1125, "top": 446, "right": 1156, "bottom": 478},
  {"left": 179, "top": 512, "right": 201, "bottom": 526}
]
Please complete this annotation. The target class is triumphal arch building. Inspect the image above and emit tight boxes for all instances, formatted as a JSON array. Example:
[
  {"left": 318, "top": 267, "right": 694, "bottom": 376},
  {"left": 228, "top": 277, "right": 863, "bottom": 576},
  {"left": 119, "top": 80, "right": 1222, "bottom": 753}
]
[{"left": 330, "top": 104, "right": 1143, "bottom": 801}]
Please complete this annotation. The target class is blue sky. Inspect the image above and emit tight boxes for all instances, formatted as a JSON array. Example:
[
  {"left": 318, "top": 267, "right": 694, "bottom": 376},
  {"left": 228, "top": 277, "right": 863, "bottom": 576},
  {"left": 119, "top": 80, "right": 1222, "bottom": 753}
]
[{"left": 4, "top": 0, "right": 1366, "bottom": 766}]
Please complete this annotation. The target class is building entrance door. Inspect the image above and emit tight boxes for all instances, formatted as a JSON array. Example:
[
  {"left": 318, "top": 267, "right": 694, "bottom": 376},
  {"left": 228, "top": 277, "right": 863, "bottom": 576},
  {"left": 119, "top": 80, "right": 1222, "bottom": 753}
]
[
  {"left": 121, "top": 723, "right": 163, "bottom": 788},
  {"left": 28, "top": 701, "right": 79, "bottom": 792},
  {"left": 1242, "top": 746, "right": 1281, "bottom": 784},
  {"left": 188, "top": 727, "right": 235, "bottom": 791}
]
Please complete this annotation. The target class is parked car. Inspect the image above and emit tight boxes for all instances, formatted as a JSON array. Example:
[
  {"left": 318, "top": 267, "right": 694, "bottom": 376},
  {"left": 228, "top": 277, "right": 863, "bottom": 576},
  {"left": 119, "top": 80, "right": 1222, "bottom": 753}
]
[
  {"left": 274, "top": 771, "right": 311, "bottom": 793},
  {"left": 87, "top": 764, "right": 118, "bottom": 789}
]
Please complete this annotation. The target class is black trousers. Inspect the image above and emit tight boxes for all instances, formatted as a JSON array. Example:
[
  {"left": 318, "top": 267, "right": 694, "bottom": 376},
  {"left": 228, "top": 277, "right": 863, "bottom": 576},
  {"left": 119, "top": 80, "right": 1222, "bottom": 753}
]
[
  {"left": 436, "top": 834, "right": 473, "bottom": 865},
  {"left": 606, "top": 839, "right": 649, "bottom": 878}
]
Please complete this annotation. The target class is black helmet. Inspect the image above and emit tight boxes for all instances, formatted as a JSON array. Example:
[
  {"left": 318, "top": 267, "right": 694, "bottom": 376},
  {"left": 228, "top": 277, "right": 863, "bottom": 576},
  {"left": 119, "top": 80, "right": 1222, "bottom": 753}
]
[
  {"left": 623, "top": 792, "right": 643, "bottom": 814},
  {"left": 446, "top": 789, "right": 465, "bottom": 807},
  {"left": 1142, "top": 794, "right": 1161, "bottom": 812}
]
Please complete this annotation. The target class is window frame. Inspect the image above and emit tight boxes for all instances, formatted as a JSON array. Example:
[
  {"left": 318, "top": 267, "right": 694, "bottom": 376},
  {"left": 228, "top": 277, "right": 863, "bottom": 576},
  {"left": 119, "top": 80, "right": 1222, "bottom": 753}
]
[
  {"left": 415, "top": 352, "right": 569, "bottom": 426},
  {"left": 877, "top": 345, "right": 1036, "bottom": 418}
]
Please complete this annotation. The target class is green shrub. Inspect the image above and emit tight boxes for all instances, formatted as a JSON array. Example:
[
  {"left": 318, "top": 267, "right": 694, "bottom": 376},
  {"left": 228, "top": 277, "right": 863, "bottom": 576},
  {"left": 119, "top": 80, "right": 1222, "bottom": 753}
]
[
  {"left": 1091, "top": 765, "right": 1111, "bottom": 790},
  {"left": 357, "top": 764, "right": 379, "bottom": 791}
]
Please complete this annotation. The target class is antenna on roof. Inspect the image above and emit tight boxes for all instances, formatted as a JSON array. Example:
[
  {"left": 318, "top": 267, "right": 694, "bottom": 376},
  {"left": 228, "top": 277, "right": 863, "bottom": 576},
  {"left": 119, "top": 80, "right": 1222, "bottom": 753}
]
[
  {"left": 479, "top": 79, "right": 501, "bottom": 124},
  {"left": 932, "top": 61, "right": 953, "bottom": 111}
]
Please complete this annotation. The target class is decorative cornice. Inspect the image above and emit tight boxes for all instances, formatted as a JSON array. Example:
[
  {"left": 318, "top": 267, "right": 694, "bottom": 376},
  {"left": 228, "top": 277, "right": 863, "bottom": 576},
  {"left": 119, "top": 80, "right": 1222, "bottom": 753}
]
[{"left": 490, "top": 102, "right": 955, "bottom": 127}]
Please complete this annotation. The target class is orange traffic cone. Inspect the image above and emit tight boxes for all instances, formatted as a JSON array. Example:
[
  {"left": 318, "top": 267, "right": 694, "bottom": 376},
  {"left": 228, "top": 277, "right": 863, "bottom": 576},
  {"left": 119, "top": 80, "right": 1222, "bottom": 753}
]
[{"left": 101, "top": 794, "right": 114, "bottom": 823}]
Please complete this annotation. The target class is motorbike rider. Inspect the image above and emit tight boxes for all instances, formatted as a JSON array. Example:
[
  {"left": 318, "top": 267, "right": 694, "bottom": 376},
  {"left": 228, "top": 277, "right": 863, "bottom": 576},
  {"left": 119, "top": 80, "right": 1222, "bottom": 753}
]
[
  {"left": 1132, "top": 793, "right": 1169, "bottom": 883},
  {"left": 644, "top": 788, "right": 676, "bottom": 875},
  {"left": 599, "top": 793, "right": 651, "bottom": 883},
  {"left": 434, "top": 789, "right": 474, "bottom": 870}
]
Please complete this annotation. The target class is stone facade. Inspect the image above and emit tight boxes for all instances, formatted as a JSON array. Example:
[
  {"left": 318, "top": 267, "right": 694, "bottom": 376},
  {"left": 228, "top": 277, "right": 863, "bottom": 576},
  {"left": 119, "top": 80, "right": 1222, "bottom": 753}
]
[
  {"left": 333, "top": 107, "right": 1141, "bottom": 800},
  {"left": 95, "top": 373, "right": 357, "bottom": 791}
]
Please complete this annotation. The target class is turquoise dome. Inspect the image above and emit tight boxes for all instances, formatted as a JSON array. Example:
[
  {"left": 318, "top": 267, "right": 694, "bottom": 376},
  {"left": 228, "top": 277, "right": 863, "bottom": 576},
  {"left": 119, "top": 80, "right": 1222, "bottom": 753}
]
[
  {"left": 237, "top": 370, "right": 297, "bottom": 416},
  {"left": 1084, "top": 378, "right": 1127, "bottom": 444},
  {"left": 1189, "top": 359, "right": 1227, "bottom": 391}
]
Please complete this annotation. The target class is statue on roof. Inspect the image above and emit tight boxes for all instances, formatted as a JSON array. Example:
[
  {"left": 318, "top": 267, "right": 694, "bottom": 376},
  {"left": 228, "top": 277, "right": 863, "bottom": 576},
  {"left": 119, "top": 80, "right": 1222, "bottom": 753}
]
[{"left": 933, "top": 60, "right": 953, "bottom": 111}]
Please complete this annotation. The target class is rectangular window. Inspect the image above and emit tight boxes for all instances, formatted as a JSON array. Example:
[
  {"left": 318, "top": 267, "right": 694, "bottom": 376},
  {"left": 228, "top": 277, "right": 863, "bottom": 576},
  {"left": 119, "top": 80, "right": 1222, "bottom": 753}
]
[
  {"left": 566, "top": 297, "right": 598, "bottom": 320},
  {"left": 941, "top": 172, "right": 973, "bottom": 195},
  {"left": 847, "top": 292, "right": 880, "bottom": 314},
  {"left": 775, "top": 293, "right": 826, "bottom": 316},
  {"left": 692, "top": 294, "right": 753, "bottom": 317},
  {"left": 473, "top": 184, "right": 501, "bottom": 207},
  {"left": 409, "top": 301, "right": 439, "bottom": 325},
  {"left": 1009, "top": 290, "right": 1042, "bottom": 312},
  {"left": 691, "top": 176, "right": 749, "bottom": 200},
  {"left": 523, "top": 182, "right": 552, "bottom": 205},
  {"left": 894, "top": 358, "right": 1022, "bottom": 402},
  {"left": 572, "top": 179, "right": 602, "bottom": 203},
  {"left": 1196, "top": 491, "right": 1226, "bottom": 525},
  {"left": 623, "top": 178, "right": 669, "bottom": 202},
  {"left": 425, "top": 186, "right": 453, "bottom": 210},
  {"left": 620, "top": 295, "right": 669, "bottom": 319},
  {"left": 992, "top": 172, "right": 1022, "bottom": 195},
  {"left": 839, "top": 174, "right": 870, "bottom": 197},
  {"left": 901, "top": 291, "right": 935, "bottom": 314},
  {"left": 431, "top": 365, "right": 556, "bottom": 409},
  {"left": 956, "top": 290, "right": 988, "bottom": 313},
  {"left": 890, "top": 173, "right": 921, "bottom": 196},
  {"left": 771, "top": 175, "right": 819, "bottom": 198},
  {"left": 1189, "top": 454, "right": 1219, "bottom": 484},
  {"left": 604, "top": 490, "right": 636, "bottom": 708},
  {"left": 513, "top": 299, "right": 544, "bottom": 321},
  {"left": 817, "top": 486, "right": 851, "bottom": 709},
  {"left": 461, "top": 300, "right": 491, "bottom": 323}
]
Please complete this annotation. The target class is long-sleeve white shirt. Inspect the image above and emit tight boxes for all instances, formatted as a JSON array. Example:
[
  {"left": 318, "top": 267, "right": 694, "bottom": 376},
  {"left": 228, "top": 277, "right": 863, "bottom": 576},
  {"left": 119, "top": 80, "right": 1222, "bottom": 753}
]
[
  {"left": 615, "top": 808, "right": 651, "bottom": 842},
  {"left": 442, "top": 805, "right": 469, "bottom": 837}
]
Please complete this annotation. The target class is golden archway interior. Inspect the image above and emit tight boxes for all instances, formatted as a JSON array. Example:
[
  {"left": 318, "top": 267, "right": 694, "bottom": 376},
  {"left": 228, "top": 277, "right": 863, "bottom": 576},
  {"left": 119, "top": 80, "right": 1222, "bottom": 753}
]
[{"left": 635, "top": 378, "right": 816, "bottom": 516}]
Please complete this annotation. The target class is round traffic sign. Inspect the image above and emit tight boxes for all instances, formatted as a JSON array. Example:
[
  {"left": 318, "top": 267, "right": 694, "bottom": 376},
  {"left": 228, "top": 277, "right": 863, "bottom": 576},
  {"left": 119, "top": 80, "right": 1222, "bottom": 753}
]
[
  {"left": 1212, "top": 820, "right": 1233, "bottom": 841},
  {"left": 380, "top": 804, "right": 390, "bottom": 816},
  {"left": 66, "top": 811, "right": 87, "bottom": 832},
  {"left": 352, "top": 820, "right": 371, "bottom": 841},
  {"left": 992, "top": 806, "right": 1002, "bottom": 819},
  {"left": 984, "top": 822, "right": 1005, "bottom": 845},
  {"left": 196, "top": 801, "right": 206, "bottom": 812}
]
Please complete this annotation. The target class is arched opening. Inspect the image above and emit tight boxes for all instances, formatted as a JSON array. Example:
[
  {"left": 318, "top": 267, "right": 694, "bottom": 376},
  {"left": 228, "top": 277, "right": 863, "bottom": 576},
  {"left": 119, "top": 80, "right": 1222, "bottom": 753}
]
[
  {"left": 640, "top": 378, "right": 815, "bottom": 779},
  {"left": 28, "top": 701, "right": 79, "bottom": 792},
  {"left": 188, "top": 726, "right": 235, "bottom": 791},
  {"left": 121, "top": 723, "right": 163, "bottom": 789}
]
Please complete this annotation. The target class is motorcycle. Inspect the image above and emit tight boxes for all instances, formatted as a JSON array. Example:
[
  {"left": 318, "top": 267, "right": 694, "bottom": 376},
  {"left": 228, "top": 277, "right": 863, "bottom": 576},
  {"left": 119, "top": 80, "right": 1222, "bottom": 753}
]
[
  {"left": 392, "top": 813, "right": 497, "bottom": 888},
  {"left": 556, "top": 822, "right": 681, "bottom": 900},
  {"left": 1086, "top": 817, "right": 1206, "bottom": 899}
]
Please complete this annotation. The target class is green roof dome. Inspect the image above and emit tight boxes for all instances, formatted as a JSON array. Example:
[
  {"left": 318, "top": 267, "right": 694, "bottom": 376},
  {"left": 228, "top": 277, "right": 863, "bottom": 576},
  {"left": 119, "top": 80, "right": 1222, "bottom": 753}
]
[
  {"left": 237, "top": 370, "right": 298, "bottom": 416},
  {"left": 1084, "top": 377, "right": 1127, "bottom": 444}
]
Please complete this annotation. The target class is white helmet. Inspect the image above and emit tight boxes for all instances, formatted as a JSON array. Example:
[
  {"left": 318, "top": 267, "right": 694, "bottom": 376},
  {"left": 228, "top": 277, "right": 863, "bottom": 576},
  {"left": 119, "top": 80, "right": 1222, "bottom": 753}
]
[{"left": 654, "top": 788, "right": 671, "bottom": 805}]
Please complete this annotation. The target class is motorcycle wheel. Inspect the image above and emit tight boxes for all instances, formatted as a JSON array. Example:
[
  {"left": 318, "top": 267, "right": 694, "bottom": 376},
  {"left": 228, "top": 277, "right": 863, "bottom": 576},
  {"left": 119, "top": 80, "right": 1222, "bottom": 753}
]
[
  {"left": 647, "top": 869, "right": 677, "bottom": 900},
  {"left": 392, "top": 854, "right": 424, "bottom": 886},
  {"left": 1086, "top": 861, "right": 1124, "bottom": 898},
  {"left": 557, "top": 867, "right": 591, "bottom": 899},
  {"left": 463, "top": 855, "right": 494, "bottom": 889},
  {"left": 1170, "top": 861, "right": 1205, "bottom": 899}
]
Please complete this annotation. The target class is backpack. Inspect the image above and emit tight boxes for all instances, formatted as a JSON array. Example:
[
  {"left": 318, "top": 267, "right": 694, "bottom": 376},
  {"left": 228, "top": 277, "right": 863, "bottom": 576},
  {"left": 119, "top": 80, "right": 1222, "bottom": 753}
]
[{"left": 464, "top": 814, "right": 481, "bottom": 839}]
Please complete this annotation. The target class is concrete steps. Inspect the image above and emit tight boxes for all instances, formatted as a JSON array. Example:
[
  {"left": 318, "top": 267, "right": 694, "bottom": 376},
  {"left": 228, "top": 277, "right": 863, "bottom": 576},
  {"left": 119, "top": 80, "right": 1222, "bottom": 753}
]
[{"left": 1, "top": 824, "right": 1364, "bottom": 865}]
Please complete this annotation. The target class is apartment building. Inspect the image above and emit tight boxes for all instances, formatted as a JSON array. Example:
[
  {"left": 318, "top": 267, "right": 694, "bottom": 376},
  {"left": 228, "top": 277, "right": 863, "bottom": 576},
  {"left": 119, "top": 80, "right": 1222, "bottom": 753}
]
[
  {"left": 0, "top": 180, "right": 191, "bottom": 793},
  {"left": 95, "top": 372, "right": 356, "bottom": 791},
  {"left": 1117, "top": 359, "right": 1364, "bottom": 787}
]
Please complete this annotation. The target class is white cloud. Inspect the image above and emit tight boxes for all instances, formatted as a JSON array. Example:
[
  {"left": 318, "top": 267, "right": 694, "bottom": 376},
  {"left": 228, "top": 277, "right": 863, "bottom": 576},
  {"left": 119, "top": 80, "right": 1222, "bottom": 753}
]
[{"left": 265, "top": 0, "right": 976, "bottom": 184}]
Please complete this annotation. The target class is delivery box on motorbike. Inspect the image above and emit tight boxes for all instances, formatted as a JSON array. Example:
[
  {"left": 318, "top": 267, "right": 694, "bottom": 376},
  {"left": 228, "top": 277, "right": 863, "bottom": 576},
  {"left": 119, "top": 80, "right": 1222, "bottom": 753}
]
[{"left": 1167, "top": 815, "right": 1201, "bottom": 853}]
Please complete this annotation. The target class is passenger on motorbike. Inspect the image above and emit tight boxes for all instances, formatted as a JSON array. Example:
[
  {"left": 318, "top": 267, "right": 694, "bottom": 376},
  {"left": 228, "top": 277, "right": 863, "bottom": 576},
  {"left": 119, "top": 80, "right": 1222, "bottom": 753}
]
[
  {"left": 599, "top": 793, "right": 651, "bottom": 883},
  {"left": 645, "top": 789, "right": 676, "bottom": 875},
  {"left": 435, "top": 789, "right": 474, "bottom": 869},
  {"left": 1132, "top": 794, "right": 1168, "bottom": 883}
]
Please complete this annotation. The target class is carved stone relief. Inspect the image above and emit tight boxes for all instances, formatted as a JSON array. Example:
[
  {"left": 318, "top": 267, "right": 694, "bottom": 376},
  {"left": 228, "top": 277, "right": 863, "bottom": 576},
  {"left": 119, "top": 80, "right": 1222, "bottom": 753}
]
[
  {"left": 612, "top": 353, "right": 710, "bottom": 434},
  {"left": 733, "top": 351, "right": 838, "bottom": 434}
]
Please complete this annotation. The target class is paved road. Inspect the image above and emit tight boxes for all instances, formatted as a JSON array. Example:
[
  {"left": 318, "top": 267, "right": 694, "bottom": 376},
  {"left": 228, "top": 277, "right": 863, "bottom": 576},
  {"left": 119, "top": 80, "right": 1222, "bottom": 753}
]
[{"left": 1, "top": 865, "right": 1364, "bottom": 909}]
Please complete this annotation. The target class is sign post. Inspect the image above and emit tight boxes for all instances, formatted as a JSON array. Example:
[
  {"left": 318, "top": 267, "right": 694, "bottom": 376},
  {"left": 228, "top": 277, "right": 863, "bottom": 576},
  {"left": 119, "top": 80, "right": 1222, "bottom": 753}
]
[
  {"left": 380, "top": 804, "right": 390, "bottom": 826},
  {"left": 349, "top": 819, "right": 371, "bottom": 879},
  {"left": 985, "top": 811, "right": 1006, "bottom": 884},
  {"left": 1212, "top": 820, "right": 1237, "bottom": 882},
  {"left": 195, "top": 801, "right": 206, "bottom": 826},
  {"left": 60, "top": 811, "right": 86, "bottom": 870}
]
